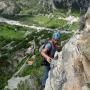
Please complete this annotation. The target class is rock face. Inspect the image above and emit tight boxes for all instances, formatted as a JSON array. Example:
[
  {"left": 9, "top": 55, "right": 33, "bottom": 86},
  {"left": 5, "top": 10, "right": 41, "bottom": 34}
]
[
  {"left": 54, "top": 0, "right": 90, "bottom": 15},
  {"left": 44, "top": 7, "right": 90, "bottom": 90},
  {"left": 0, "top": 1, "right": 20, "bottom": 15},
  {"left": 39, "top": 0, "right": 90, "bottom": 15},
  {"left": 4, "top": 75, "right": 37, "bottom": 90}
]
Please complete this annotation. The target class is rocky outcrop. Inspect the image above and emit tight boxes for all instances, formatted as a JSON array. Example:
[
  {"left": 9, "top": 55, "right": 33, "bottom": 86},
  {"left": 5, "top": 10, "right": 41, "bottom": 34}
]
[
  {"left": 55, "top": 0, "right": 90, "bottom": 15},
  {"left": 44, "top": 7, "right": 90, "bottom": 90},
  {"left": 0, "top": 1, "right": 20, "bottom": 15},
  {"left": 39, "top": 0, "right": 90, "bottom": 15},
  {"left": 4, "top": 75, "right": 37, "bottom": 90},
  {"left": 39, "top": 0, "right": 56, "bottom": 13}
]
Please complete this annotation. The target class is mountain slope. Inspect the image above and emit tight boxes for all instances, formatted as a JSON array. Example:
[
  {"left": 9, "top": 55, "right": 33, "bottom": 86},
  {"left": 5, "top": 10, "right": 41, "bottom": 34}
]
[{"left": 0, "top": 0, "right": 90, "bottom": 15}]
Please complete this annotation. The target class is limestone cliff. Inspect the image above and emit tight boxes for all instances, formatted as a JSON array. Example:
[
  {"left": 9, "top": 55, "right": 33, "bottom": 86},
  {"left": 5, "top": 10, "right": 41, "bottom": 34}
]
[{"left": 44, "top": 7, "right": 90, "bottom": 90}]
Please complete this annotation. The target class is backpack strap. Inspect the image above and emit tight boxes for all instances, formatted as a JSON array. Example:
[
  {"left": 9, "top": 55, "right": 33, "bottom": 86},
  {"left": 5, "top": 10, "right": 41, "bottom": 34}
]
[
  {"left": 41, "top": 41, "right": 53, "bottom": 66},
  {"left": 44, "top": 41, "right": 52, "bottom": 55}
]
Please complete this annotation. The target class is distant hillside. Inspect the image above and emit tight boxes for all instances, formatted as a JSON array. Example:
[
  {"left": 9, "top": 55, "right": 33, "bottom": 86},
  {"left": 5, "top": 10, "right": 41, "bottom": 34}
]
[{"left": 0, "top": 0, "right": 90, "bottom": 15}]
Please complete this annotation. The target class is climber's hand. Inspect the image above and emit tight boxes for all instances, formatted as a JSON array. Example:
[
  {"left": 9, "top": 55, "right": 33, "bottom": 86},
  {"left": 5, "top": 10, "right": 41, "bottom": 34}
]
[{"left": 46, "top": 57, "right": 52, "bottom": 63}]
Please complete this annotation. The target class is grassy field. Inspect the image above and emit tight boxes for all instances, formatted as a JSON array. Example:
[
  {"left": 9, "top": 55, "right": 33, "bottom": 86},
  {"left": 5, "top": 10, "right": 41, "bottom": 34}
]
[
  {"left": 18, "top": 9, "right": 79, "bottom": 30},
  {"left": 0, "top": 24, "right": 30, "bottom": 40},
  {"left": 0, "top": 29, "right": 25, "bottom": 39},
  {"left": 20, "top": 15, "right": 79, "bottom": 31}
]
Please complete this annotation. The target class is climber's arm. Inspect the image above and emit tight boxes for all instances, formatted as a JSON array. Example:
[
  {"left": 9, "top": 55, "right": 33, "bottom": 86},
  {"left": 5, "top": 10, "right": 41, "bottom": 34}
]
[{"left": 41, "top": 48, "right": 52, "bottom": 63}]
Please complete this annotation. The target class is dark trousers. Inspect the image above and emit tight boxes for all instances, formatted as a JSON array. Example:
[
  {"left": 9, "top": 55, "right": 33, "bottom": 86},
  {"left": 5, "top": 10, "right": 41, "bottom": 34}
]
[{"left": 41, "top": 65, "right": 50, "bottom": 87}]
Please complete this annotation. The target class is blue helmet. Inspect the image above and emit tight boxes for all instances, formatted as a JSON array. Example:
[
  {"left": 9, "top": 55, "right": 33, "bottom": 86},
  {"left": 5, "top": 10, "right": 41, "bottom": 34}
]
[{"left": 52, "top": 32, "right": 60, "bottom": 40}]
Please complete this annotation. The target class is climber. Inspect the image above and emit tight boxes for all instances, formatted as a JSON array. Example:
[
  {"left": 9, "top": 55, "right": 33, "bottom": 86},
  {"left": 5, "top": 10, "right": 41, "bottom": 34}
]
[{"left": 40, "top": 32, "right": 61, "bottom": 90}]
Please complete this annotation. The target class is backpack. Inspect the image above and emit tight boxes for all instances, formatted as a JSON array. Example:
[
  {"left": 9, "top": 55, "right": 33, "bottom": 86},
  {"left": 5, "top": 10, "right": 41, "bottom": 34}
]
[
  {"left": 39, "top": 40, "right": 52, "bottom": 54},
  {"left": 39, "top": 40, "right": 52, "bottom": 66},
  {"left": 39, "top": 40, "right": 48, "bottom": 53}
]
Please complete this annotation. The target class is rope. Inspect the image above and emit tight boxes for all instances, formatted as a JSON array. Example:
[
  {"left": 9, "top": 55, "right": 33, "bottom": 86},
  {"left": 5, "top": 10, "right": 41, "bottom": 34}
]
[{"left": 13, "top": 56, "right": 30, "bottom": 77}]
